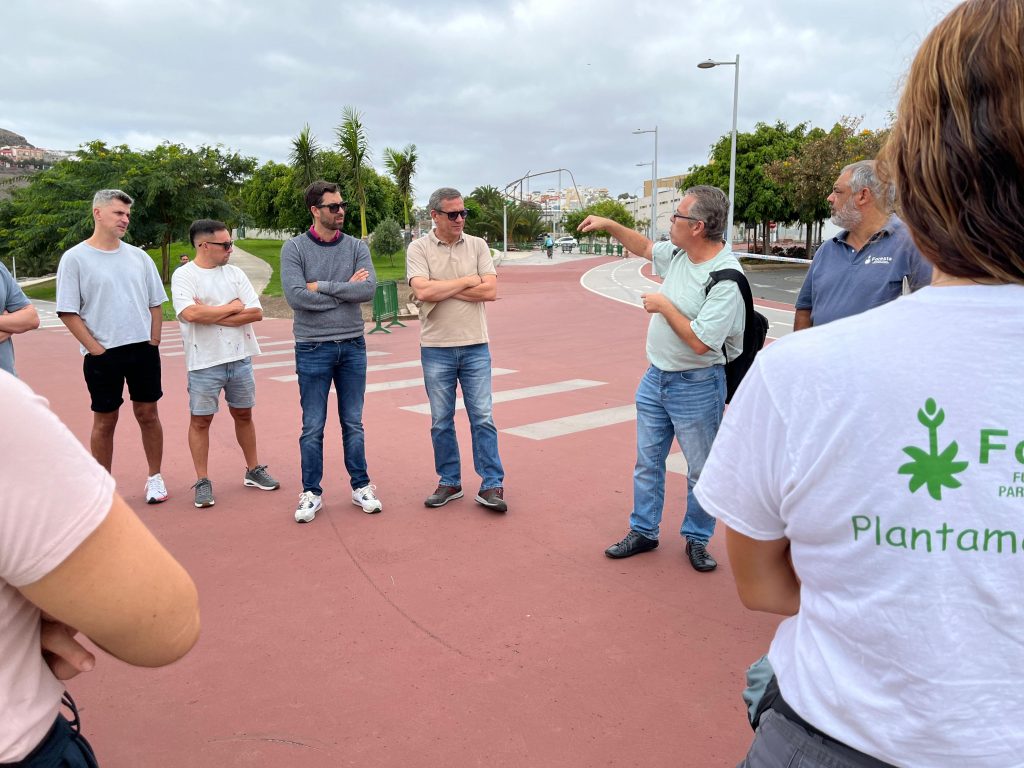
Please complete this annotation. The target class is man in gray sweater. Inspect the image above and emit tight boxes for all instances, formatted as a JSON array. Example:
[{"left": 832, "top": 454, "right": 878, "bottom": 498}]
[{"left": 281, "top": 180, "right": 382, "bottom": 523}]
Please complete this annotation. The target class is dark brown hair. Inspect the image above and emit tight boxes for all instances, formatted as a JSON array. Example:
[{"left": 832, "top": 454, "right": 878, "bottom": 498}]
[
  {"left": 879, "top": 0, "right": 1024, "bottom": 283},
  {"left": 304, "top": 180, "right": 340, "bottom": 211}
]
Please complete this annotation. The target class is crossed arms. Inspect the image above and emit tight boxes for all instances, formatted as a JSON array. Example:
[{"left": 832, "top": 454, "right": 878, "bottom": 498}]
[{"left": 0, "top": 303, "right": 40, "bottom": 343}]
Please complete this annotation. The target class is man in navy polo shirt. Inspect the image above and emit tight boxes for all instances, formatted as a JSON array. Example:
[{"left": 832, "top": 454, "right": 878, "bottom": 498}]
[{"left": 794, "top": 160, "right": 931, "bottom": 330}]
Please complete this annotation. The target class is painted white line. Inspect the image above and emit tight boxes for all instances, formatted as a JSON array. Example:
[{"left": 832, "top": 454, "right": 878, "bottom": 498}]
[
  {"left": 502, "top": 404, "right": 637, "bottom": 440},
  {"left": 252, "top": 360, "right": 295, "bottom": 371},
  {"left": 666, "top": 452, "right": 688, "bottom": 476},
  {"left": 579, "top": 260, "right": 657, "bottom": 309},
  {"left": 269, "top": 368, "right": 518, "bottom": 390},
  {"left": 163, "top": 347, "right": 297, "bottom": 358},
  {"left": 400, "top": 378, "right": 606, "bottom": 415}
]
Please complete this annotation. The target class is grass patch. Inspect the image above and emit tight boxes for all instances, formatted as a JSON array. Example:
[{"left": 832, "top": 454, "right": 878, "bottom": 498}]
[
  {"left": 23, "top": 279, "right": 56, "bottom": 301},
  {"left": 237, "top": 238, "right": 407, "bottom": 294},
  {"left": 236, "top": 239, "right": 283, "bottom": 296}
]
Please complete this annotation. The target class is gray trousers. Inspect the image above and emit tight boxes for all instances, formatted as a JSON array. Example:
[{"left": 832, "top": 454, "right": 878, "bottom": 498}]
[{"left": 740, "top": 710, "right": 897, "bottom": 768}]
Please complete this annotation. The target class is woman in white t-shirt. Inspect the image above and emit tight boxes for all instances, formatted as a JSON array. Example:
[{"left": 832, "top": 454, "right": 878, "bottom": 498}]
[
  {"left": 0, "top": 372, "right": 200, "bottom": 765},
  {"left": 695, "top": 1, "right": 1024, "bottom": 766}
]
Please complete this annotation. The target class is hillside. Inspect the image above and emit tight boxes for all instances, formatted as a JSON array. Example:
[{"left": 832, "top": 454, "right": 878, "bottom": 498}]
[{"left": 0, "top": 129, "right": 32, "bottom": 147}]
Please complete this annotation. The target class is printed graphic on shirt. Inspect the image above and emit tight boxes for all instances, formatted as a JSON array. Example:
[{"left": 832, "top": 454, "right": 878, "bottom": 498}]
[
  {"left": 852, "top": 399, "right": 1024, "bottom": 555},
  {"left": 898, "top": 398, "right": 969, "bottom": 501}
]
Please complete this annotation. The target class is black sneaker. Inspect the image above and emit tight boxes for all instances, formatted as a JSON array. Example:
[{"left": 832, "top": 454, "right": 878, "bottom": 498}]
[
  {"left": 425, "top": 484, "right": 463, "bottom": 508},
  {"left": 685, "top": 539, "right": 718, "bottom": 572},
  {"left": 605, "top": 530, "right": 658, "bottom": 558},
  {"left": 474, "top": 487, "right": 507, "bottom": 512}
]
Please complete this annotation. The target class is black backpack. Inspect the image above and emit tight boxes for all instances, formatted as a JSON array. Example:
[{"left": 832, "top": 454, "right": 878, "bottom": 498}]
[{"left": 704, "top": 268, "right": 769, "bottom": 403}]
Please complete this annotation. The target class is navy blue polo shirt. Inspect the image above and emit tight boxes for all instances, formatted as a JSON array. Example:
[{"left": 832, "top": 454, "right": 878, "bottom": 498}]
[{"left": 795, "top": 216, "right": 932, "bottom": 326}]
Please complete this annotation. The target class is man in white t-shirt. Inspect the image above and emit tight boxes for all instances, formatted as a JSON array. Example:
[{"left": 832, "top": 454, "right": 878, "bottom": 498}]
[
  {"left": 171, "top": 219, "right": 279, "bottom": 508},
  {"left": 56, "top": 189, "right": 170, "bottom": 504},
  {"left": 0, "top": 370, "right": 199, "bottom": 764}
]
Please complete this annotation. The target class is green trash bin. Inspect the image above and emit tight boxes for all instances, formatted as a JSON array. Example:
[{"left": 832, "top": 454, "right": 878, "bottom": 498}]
[
  {"left": 580, "top": 242, "right": 590, "bottom": 254},
  {"left": 616, "top": 244, "right": 624, "bottom": 257}
]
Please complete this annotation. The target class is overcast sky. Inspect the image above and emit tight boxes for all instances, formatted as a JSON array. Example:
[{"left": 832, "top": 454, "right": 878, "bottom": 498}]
[{"left": 4, "top": 0, "right": 959, "bottom": 205}]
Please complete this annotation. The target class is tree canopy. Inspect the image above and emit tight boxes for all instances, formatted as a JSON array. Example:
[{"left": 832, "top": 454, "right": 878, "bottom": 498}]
[{"left": 563, "top": 199, "right": 636, "bottom": 241}]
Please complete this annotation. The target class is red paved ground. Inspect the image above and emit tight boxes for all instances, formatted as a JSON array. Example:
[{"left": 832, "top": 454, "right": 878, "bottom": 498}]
[{"left": 18, "top": 256, "right": 782, "bottom": 768}]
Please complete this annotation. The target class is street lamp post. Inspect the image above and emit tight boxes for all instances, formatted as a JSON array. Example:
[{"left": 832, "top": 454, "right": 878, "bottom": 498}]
[
  {"left": 697, "top": 55, "right": 739, "bottom": 247},
  {"left": 632, "top": 127, "right": 658, "bottom": 240}
]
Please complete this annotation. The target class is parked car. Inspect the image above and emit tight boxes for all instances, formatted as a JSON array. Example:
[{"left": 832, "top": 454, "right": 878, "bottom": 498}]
[{"left": 555, "top": 236, "right": 578, "bottom": 252}]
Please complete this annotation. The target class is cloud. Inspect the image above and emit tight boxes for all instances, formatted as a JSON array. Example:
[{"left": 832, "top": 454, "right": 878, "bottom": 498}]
[{"left": 3, "top": 0, "right": 960, "bottom": 202}]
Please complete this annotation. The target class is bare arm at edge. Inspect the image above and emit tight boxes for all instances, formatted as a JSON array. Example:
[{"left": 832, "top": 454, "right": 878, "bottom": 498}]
[
  {"left": 793, "top": 309, "right": 812, "bottom": 332},
  {"left": 20, "top": 491, "right": 200, "bottom": 667},
  {"left": 724, "top": 525, "right": 800, "bottom": 616}
]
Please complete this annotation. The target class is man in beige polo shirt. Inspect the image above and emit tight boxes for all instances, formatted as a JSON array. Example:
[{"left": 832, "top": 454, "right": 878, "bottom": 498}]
[{"left": 406, "top": 187, "right": 507, "bottom": 512}]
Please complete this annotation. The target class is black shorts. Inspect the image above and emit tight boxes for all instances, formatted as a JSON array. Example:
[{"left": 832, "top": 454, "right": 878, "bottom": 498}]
[{"left": 83, "top": 341, "right": 163, "bottom": 413}]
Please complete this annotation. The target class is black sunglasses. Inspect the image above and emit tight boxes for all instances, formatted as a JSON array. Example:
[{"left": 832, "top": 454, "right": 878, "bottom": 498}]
[
  {"left": 435, "top": 209, "right": 470, "bottom": 221},
  {"left": 203, "top": 240, "right": 233, "bottom": 250},
  {"left": 317, "top": 202, "right": 347, "bottom": 213}
]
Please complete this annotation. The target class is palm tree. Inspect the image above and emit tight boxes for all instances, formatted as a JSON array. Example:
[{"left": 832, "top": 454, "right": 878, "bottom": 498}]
[
  {"left": 289, "top": 124, "right": 322, "bottom": 189},
  {"left": 383, "top": 144, "right": 418, "bottom": 231},
  {"left": 335, "top": 106, "right": 371, "bottom": 239}
]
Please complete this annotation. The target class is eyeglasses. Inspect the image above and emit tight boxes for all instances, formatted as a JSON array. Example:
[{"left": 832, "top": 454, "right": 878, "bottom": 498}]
[
  {"left": 317, "top": 202, "right": 347, "bottom": 213},
  {"left": 203, "top": 240, "right": 233, "bottom": 250},
  {"left": 435, "top": 209, "right": 470, "bottom": 221},
  {"left": 670, "top": 212, "right": 702, "bottom": 224}
]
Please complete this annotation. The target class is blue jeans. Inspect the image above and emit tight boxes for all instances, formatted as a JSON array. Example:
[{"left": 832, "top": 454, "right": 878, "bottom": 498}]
[
  {"left": 296, "top": 338, "right": 370, "bottom": 494},
  {"left": 420, "top": 343, "right": 504, "bottom": 490},
  {"left": 629, "top": 364, "right": 725, "bottom": 543}
]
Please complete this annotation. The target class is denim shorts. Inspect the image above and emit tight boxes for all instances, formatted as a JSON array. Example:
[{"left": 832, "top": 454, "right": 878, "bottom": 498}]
[{"left": 187, "top": 357, "right": 255, "bottom": 415}]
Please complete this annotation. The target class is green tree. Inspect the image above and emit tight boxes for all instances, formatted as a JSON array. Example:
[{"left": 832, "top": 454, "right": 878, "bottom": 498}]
[
  {"left": 684, "top": 121, "right": 807, "bottom": 254},
  {"left": 371, "top": 217, "right": 403, "bottom": 265},
  {"left": 336, "top": 106, "right": 371, "bottom": 239},
  {"left": 0, "top": 141, "right": 255, "bottom": 279},
  {"left": 383, "top": 144, "right": 418, "bottom": 231},
  {"left": 289, "top": 124, "right": 322, "bottom": 189},
  {"left": 563, "top": 199, "right": 636, "bottom": 241},
  {"left": 124, "top": 143, "right": 256, "bottom": 280},
  {"left": 766, "top": 116, "right": 892, "bottom": 255}
]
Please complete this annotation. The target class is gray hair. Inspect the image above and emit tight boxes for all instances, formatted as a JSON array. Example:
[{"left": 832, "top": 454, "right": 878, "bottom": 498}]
[
  {"left": 682, "top": 185, "right": 729, "bottom": 242},
  {"left": 92, "top": 189, "right": 133, "bottom": 208},
  {"left": 842, "top": 160, "right": 893, "bottom": 211},
  {"left": 428, "top": 187, "right": 463, "bottom": 211}
]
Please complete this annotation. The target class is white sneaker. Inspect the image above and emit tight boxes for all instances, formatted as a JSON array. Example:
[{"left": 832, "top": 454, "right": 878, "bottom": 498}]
[
  {"left": 145, "top": 473, "right": 168, "bottom": 504},
  {"left": 295, "top": 491, "right": 322, "bottom": 523},
  {"left": 352, "top": 483, "right": 383, "bottom": 514}
]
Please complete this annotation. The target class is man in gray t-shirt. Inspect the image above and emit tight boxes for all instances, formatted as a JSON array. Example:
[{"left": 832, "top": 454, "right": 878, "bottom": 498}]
[
  {"left": 0, "top": 262, "right": 40, "bottom": 377},
  {"left": 56, "top": 189, "right": 170, "bottom": 504}
]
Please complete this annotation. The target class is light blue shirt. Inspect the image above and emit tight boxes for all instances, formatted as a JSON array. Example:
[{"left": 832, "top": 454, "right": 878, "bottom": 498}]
[
  {"left": 646, "top": 241, "right": 745, "bottom": 371},
  {"left": 0, "top": 262, "right": 31, "bottom": 376}
]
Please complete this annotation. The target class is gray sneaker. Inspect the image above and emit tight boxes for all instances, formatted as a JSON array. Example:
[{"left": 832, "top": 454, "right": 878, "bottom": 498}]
[
  {"left": 192, "top": 477, "right": 215, "bottom": 508},
  {"left": 244, "top": 464, "right": 280, "bottom": 491}
]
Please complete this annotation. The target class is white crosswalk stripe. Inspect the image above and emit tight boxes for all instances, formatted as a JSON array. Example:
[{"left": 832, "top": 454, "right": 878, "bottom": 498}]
[
  {"left": 270, "top": 367, "right": 517, "bottom": 391},
  {"left": 400, "top": 379, "right": 605, "bottom": 415},
  {"left": 501, "top": 404, "right": 637, "bottom": 440}
]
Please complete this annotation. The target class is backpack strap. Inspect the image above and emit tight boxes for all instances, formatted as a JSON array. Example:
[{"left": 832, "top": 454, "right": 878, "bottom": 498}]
[{"left": 704, "top": 268, "right": 755, "bottom": 363}]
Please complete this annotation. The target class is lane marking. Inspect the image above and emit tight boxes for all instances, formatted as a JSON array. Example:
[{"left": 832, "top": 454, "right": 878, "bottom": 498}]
[
  {"left": 269, "top": 368, "right": 518, "bottom": 391},
  {"left": 502, "top": 404, "right": 637, "bottom": 440},
  {"left": 400, "top": 379, "right": 606, "bottom": 414}
]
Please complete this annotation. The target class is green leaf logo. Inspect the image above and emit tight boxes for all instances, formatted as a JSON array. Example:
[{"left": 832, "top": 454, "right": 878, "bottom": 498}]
[{"left": 898, "top": 398, "right": 969, "bottom": 501}]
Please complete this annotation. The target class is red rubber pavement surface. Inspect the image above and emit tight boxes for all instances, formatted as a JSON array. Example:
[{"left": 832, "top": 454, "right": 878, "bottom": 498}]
[{"left": 17, "top": 256, "right": 782, "bottom": 768}]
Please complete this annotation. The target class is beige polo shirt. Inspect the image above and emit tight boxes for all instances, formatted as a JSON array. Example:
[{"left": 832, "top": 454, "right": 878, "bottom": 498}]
[{"left": 406, "top": 230, "right": 497, "bottom": 347}]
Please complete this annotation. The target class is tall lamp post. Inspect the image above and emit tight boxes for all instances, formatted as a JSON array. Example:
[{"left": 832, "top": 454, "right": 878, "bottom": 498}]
[
  {"left": 632, "top": 126, "right": 658, "bottom": 240},
  {"left": 697, "top": 55, "right": 739, "bottom": 247}
]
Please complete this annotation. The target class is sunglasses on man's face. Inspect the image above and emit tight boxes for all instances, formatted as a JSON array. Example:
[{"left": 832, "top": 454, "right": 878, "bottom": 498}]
[
  {"left": 436, "top": 209, "right": 470, "bottom": 221},
  {"left": 203, "top": 240, "right": 233, "bottom": 251},
  {"left": 317, "top": 202, "right": 347, "bottom": 214}
]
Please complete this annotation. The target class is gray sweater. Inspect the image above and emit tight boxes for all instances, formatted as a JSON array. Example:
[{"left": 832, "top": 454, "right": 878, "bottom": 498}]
[{"left": 281, "top": 231, "right": 376, "bottom": 341}]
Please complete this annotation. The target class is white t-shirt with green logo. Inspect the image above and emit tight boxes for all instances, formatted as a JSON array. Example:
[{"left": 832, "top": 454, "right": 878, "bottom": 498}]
[{"left": 695, "top": 284, "right": 1024, "bottom": 766}]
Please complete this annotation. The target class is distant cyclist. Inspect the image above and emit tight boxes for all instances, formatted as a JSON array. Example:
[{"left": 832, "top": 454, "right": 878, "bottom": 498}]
[{"left": 544, "top": 234, "right": 554, "bottom": 259}]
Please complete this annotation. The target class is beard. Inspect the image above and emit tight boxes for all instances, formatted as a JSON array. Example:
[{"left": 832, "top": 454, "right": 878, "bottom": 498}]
[{"left": 830, "top": 198, "right": 862, "bottom": 229}]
